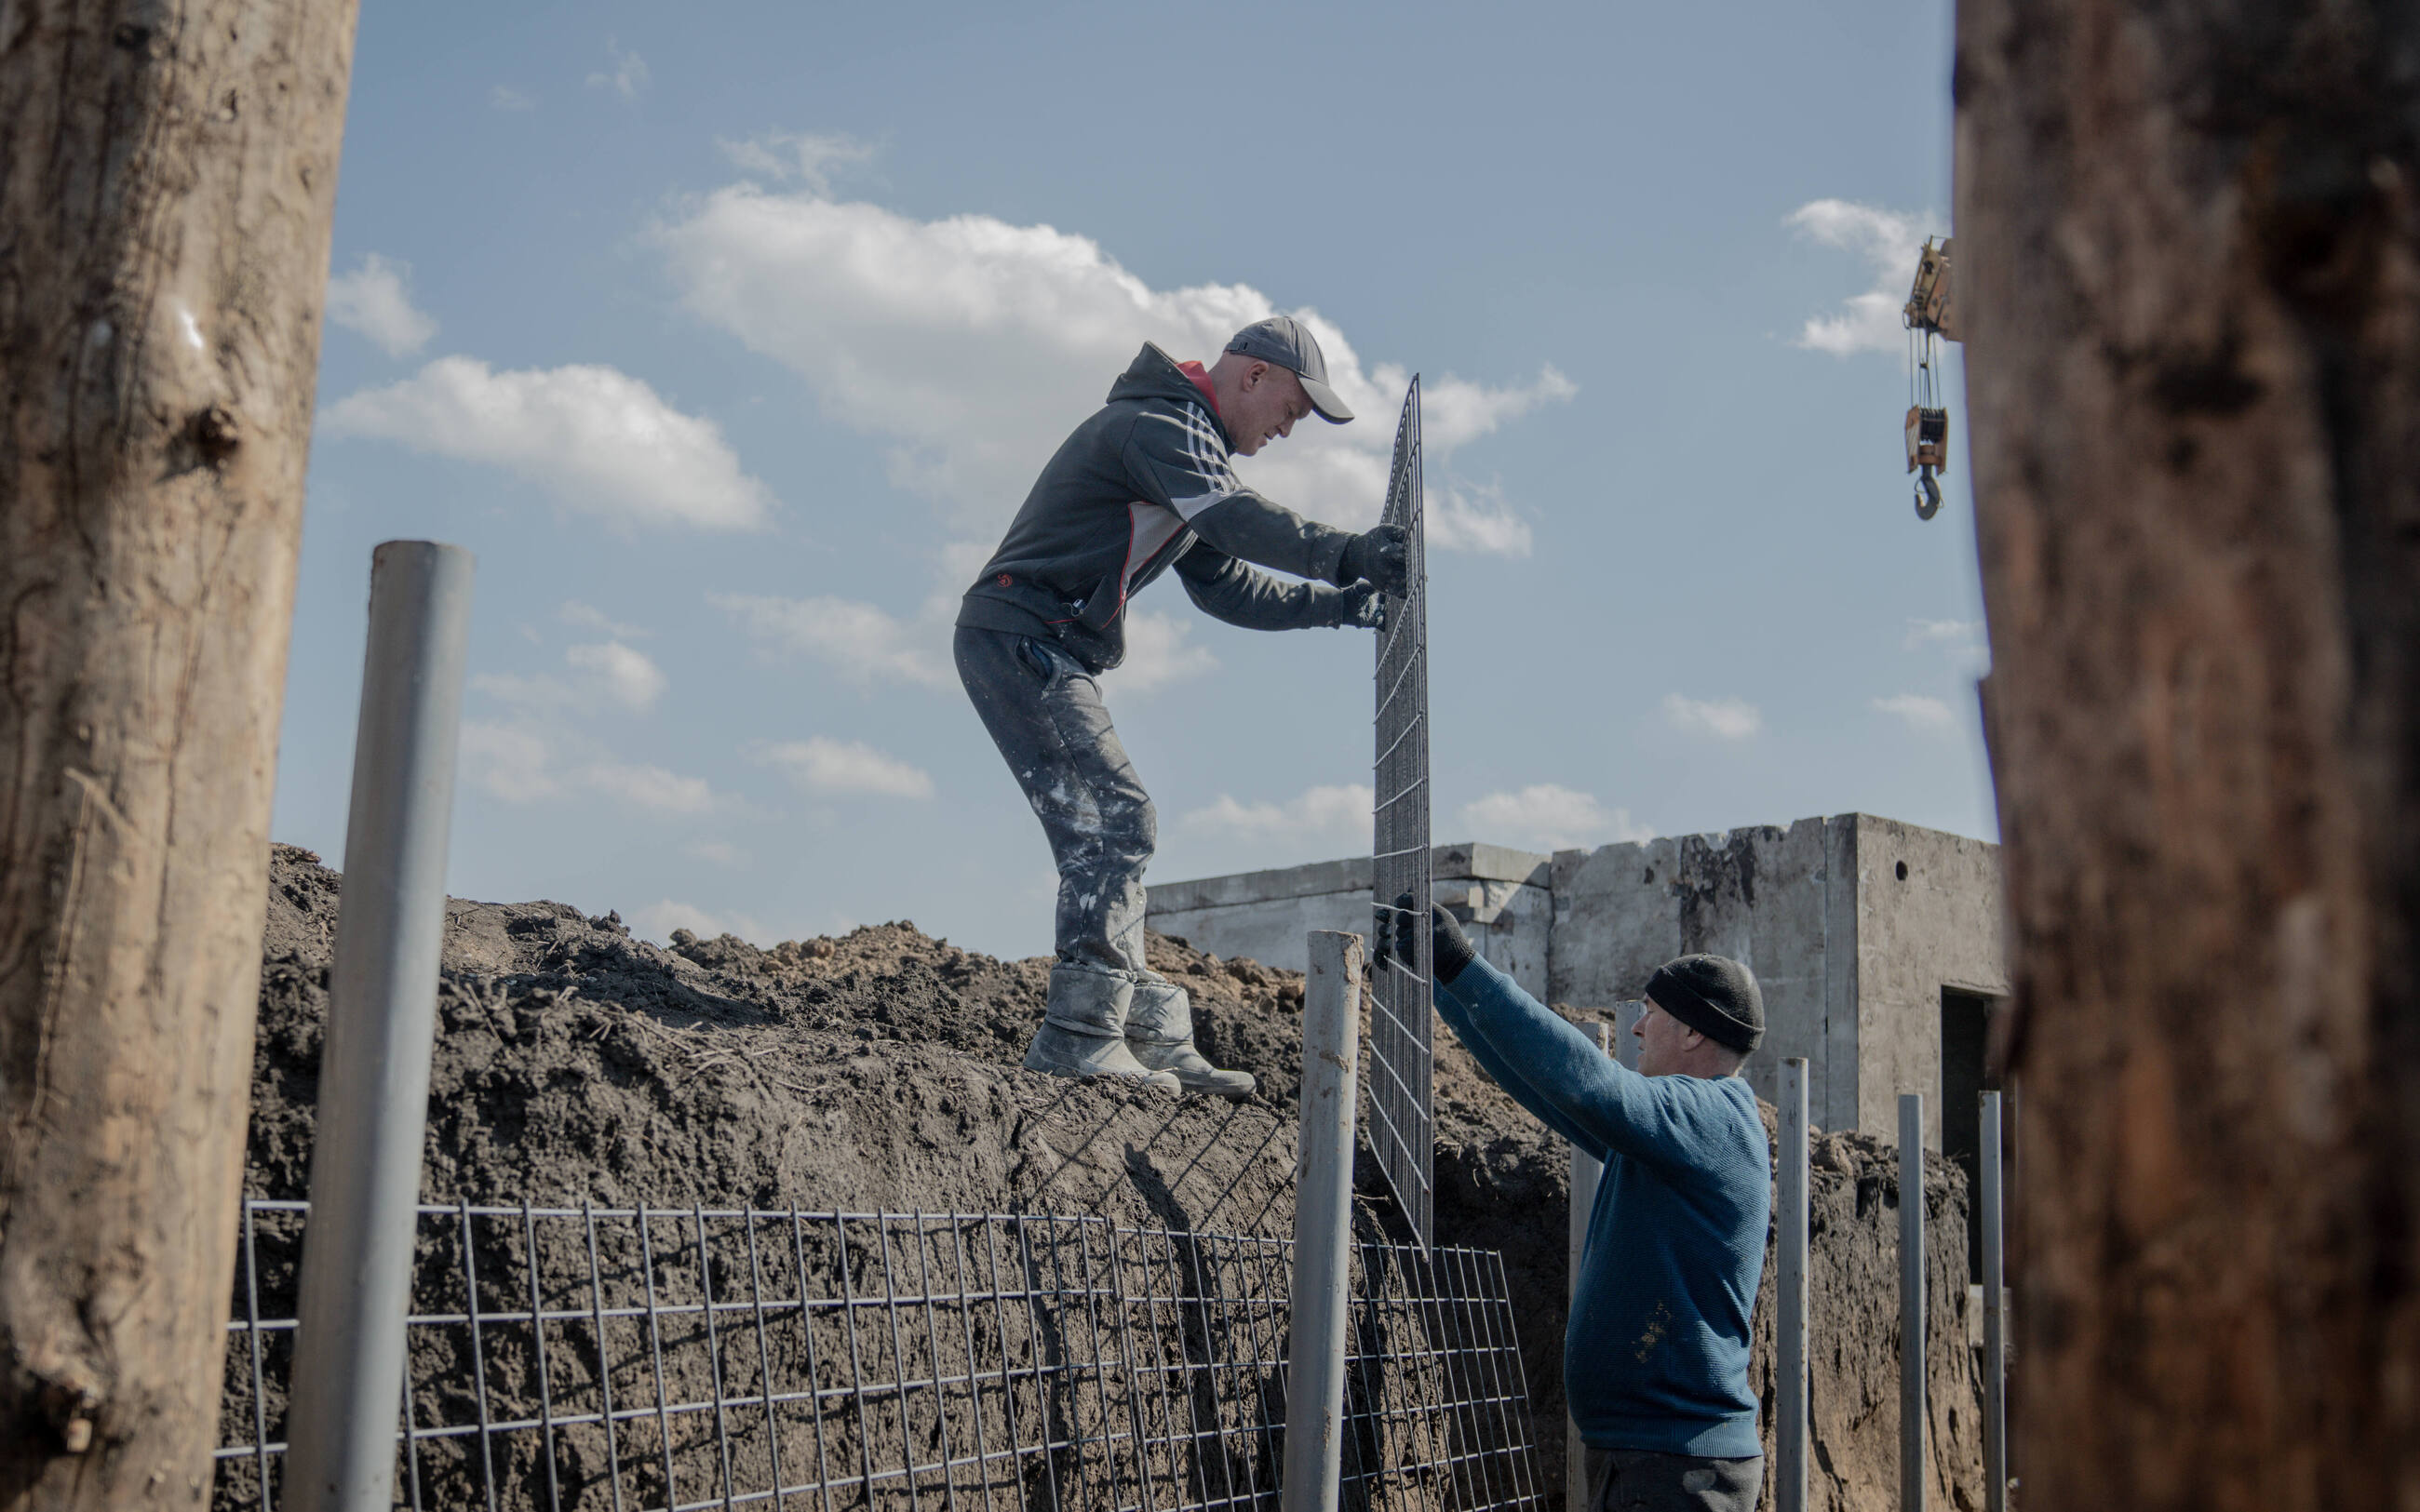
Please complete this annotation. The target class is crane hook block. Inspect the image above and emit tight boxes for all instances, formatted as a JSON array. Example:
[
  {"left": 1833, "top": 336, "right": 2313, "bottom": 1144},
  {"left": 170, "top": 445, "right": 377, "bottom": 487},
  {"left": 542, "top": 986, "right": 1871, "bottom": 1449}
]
[
  {"left": 1905, "top": 406, "right": 1949, "bottom": 474},
  {"left": 1903, "top": 237, "right": 1959, "bottom": 340}
]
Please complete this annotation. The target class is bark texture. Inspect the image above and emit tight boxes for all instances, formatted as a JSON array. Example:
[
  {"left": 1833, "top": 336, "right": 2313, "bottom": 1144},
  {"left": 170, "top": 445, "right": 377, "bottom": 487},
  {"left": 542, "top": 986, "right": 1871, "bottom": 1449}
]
[
  {"left": 1955, "top": 3, "right": 2420, "bottom": 1508},
  {"left": 0, "top": 1, "right": 357, "bottom": 1504}
]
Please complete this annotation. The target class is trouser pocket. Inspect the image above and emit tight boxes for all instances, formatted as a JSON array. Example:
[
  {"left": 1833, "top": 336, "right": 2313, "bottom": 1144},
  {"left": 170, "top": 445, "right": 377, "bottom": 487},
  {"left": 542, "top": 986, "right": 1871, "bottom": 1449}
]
[{"left": 1014, "top": 636, "right": 1058, "bottom": 686}]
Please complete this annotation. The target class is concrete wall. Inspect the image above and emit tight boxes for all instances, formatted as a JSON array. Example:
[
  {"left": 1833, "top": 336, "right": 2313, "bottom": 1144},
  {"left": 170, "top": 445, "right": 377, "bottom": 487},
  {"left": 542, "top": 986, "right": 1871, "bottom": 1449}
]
[
  {"left": 1850, "top": 816, "right": 2010, "bottom": 1147},
  {"left": 1148, "top": 843, "right": 1553, "bottom": 1000},
  {"left": 1549, "top": 818, "right": 1861, "bottom": 1127},
  {"left": 1149, "top": 813, "right": 2002, "bottom": 1142}
]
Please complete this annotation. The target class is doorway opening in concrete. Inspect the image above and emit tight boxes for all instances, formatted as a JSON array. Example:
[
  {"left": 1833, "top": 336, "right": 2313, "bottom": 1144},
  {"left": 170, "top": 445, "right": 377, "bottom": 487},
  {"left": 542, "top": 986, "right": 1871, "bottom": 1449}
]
[{"left": 1941, "top": 984, "right": 2003, "bottom": 1280}]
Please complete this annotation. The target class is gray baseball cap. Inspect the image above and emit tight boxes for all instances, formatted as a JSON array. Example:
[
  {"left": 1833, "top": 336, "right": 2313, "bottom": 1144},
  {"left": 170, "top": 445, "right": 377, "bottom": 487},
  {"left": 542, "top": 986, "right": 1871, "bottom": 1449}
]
[{"left": 1224, "top": 315, "right": 1353, "bottom": 423}]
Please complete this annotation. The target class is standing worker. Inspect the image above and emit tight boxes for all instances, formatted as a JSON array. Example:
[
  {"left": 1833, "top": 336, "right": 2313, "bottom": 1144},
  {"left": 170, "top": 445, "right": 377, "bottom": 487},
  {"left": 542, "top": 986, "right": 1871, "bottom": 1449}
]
[
  {"left": 958, "top": 316, "right": 1407, "bottom": 1098},
  {"left": 1393, "top": 897, "right": 1772, "bottom": 1511}
]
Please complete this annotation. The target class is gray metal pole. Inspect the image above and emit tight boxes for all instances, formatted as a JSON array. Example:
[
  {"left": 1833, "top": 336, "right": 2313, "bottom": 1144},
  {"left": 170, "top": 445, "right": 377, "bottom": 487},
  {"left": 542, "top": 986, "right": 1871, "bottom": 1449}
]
[
  {"left": 1900, "top": 1091, "right": 1927, "bottom": 1512},
  {"left": 285, "top": 542, "right": 475, "bottom": 1512},
  {"left": 1777, "top": 1058, "right": 1811, "bottom": 1512},
  {"left": 1980, "top": 1089, "right": 2008, "bottom": 1512},
  {"left": 1567, "top": 1022, "right": 1609, "bottom": 1508},
  {"left": 1283, "top": 930, "right": 1365, "bottom": 1512}
]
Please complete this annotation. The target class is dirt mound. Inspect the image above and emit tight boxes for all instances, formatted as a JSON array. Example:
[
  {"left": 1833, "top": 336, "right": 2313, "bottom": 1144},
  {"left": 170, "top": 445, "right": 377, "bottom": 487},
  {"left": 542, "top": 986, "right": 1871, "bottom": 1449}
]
[{"left": 234, "top": 846, "right": 1977, "bottom": 1510}]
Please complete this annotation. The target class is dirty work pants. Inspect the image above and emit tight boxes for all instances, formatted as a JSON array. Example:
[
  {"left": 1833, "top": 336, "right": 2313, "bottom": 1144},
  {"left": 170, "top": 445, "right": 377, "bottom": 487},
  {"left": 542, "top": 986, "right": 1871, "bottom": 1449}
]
[
  {"left": 955, "top": 625, "right": 1155, "bottom": 976},
  {"left": 1581, "top": 1447, "right": 1763, "bottom": 1512}
]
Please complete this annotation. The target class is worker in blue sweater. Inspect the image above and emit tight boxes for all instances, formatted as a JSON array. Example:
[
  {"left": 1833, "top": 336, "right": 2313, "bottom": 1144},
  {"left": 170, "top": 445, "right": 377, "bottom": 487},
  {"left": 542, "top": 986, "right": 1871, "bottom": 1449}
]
[{"left": 1394, "top": 897, "right": 1771, "bottom": 1512}]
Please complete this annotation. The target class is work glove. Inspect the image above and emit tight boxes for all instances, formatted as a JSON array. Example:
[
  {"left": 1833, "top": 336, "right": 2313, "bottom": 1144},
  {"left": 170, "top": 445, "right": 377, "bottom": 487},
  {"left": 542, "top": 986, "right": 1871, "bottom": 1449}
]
[
  {"left": 1339, "top": 524, "right": 1411, "bottom": 601},
  {"left": 1338, "top": 582, "right": 1387, "bottom": 631},
  {"left": 1386, "top": 891, "right": 1475, "bottom": 985}
]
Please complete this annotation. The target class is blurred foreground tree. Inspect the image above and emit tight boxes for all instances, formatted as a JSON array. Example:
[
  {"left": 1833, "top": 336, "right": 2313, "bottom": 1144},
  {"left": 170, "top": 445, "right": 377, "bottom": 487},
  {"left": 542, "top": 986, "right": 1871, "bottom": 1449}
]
[
  {"left": 0, "top": 1, "right": 358, "bottom": 1504},
  {"left": 1957, "top": 3, "right": 2420, "bottom": 1508}
]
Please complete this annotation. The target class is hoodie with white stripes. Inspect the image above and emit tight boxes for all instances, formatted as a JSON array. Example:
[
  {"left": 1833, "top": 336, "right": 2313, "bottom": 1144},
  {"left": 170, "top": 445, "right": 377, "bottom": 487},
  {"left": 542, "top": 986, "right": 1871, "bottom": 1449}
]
[{"left": 956, "top": 342, "right": 1365, "bottom": 673}]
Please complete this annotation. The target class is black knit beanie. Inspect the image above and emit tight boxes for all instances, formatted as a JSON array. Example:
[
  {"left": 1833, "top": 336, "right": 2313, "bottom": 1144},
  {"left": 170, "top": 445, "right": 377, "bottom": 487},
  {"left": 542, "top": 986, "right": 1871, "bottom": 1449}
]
[{"left": 1645, "top": 954, "right": 1764, "bottom": 1054}]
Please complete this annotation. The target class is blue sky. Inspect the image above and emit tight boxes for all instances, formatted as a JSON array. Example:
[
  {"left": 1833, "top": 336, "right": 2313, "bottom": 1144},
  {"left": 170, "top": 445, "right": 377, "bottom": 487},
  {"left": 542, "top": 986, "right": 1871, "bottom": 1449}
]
[{"left": 276, "top": 0, "right": 1988, "bottom": 959}]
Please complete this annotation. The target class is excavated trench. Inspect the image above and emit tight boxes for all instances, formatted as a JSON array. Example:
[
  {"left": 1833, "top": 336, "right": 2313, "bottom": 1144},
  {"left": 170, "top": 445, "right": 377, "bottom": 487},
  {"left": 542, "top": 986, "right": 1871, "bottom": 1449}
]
[{"left": 221, "top": 846, "right": 1981, "bottom": 1511}]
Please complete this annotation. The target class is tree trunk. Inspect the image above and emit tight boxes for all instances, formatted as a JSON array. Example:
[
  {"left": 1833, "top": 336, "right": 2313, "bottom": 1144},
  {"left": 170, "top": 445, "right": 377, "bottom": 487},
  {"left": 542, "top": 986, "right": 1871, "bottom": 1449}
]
[
  {"left": 0, "top": 1, "right": 358, "bottom": 1503},
  {"left": 1955, "top": 4, "right": 2420, "bottom": 1508}
]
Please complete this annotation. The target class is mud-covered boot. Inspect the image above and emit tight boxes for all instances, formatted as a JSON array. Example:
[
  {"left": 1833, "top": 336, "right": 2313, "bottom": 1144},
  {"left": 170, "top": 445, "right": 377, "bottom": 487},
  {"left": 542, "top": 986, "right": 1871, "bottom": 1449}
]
[
  {"left": 1126, "top": 979, "right": 1256, "bottom": 1099},
  {"left": 1024, "top": 963, "right": 1180, "bottom": 1093}
]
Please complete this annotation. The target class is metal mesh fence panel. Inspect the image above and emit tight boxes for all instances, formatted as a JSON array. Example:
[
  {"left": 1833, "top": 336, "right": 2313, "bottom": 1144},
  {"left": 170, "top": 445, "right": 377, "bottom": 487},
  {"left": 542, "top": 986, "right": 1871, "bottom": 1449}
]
[
  {"left": 217, "top": 1201, "right": 1545, "bottom": 1512},
  {"left": 1370, "top": 378, "right": 1434, "bottom": 1245}
]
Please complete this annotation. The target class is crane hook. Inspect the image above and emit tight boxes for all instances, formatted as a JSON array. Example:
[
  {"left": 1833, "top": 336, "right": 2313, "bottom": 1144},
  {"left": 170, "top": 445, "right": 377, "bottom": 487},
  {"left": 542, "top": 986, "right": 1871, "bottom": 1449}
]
[{"left": 1914, "top": 466, "right": 1943, "bottom": 521}]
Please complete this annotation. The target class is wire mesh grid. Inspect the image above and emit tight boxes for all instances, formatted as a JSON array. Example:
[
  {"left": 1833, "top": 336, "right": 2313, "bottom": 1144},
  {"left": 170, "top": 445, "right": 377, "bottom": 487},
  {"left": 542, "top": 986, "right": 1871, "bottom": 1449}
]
[
  {"left": 1370, "top": 376, "right": 1434, "bottom": 1245},
  {"left": 216, "top": 1200, "right": 1545, "bottom": 1512}
]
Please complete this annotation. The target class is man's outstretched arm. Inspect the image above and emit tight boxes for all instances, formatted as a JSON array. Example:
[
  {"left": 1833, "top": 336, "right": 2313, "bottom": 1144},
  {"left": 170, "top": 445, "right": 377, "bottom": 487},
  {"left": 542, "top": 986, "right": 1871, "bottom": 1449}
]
[
  {"left": 1176, "top": 542, "right": 1383, "bottom": 631},
  {"left": 1404, "top": 903, "right": 1704, "bottom": 1168},
  {"left": 1122, "top": 413, "right": 1406, "bottom": 593}
]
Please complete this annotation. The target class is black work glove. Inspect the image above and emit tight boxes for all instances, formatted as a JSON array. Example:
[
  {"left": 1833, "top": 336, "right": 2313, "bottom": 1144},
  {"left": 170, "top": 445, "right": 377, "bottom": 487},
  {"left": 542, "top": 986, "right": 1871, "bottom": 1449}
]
[
  {"left": 1338, "top": 524, "right": 1411, "bottom": 600},
  {"left": 1338, "top": 582, "right": 1387, "bottom": 631},
  {"left": 1390, "top": 890, "right": 1475, "bottom": 984}
]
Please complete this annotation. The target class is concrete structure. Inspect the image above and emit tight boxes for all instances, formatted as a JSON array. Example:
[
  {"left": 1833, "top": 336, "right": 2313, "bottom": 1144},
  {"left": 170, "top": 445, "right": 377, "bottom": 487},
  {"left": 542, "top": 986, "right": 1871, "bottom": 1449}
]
[{"left": 1146, "top": 813, "right": 2007, "bottom": 1144}]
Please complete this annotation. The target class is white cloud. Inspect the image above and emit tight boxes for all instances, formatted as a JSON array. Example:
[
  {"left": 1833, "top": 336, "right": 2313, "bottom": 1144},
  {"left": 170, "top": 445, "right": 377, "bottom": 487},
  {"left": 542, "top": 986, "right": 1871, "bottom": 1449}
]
[
  {"left": 469, "top": 671, "right": 571, "bottom": 712},
  {"left": 460, "top": 721, "right": 559, "bottom": 802},
  {"left": 1784, "top": 199, "right": 1933, "bottom": 356},
  {"left": 1872, "top": 692, "right": 1959, "bottom": 734},
  {"left": 633, "top": 899, "right": 768, "bottom": 946},
  {"left": 1662, "top": 693, "right": 1762, "bottom": 741},
  {"left": 325, "top": 253, "right": 437, "bottom": 358},
  {"left": 1905, "top": 617, "right": 1988, "bottom": 660},
  {"left": 1458, "top": 784, "right": 1654, "bottom": 852},
  {"left": 586, "top": 39, "right": 648, "bottom": 100},
  {"left": 458, "top": 722, "right": 722, "bottom": 813},
  {"left": 652, "top": 183, "right": 1570, "bottom": 553},
  {"left": 1428, "top": 480, "right": 1535, "bottom": 556},
  {"left": 565, "top": 641, "right": 666, "bottom": 711},
  {"left": 717, "top": 130, "right": 877, "bottom": 194},
  {"left": 560, "top": 601, "right": 652, "bottom": 639},
  {"left": 710, "top": 591, "right": 950, "bottom": 689},
  {"left": 490, "top": 85, "right": 535, "bottom": 112},
  {"left": 323, "top": 357, "right": 773, "bottom": 532},
  {"left": 1109, "top": 611, "right": 1218, "bottom": 694},
  {"left": 474, "top": 640, "right": 668, "bottom": 714},
  {"left": 684, "top": 840, "right": 748, "bottom": 868},
  {"left": 1181, "top": 783, "right": 1373, "bottom": 842},
  {"left": 751, "top": 737, "right": 935, "bottom": 798},
  {"left": 578, "top": 760, "right": 718, "bottom": 813}
]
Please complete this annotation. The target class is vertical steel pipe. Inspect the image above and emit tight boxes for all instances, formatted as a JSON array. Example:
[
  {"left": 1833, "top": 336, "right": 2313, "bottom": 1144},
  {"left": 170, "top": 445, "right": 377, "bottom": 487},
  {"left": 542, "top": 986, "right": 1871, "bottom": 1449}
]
[
  {"left": 1980, "top": 1089, "right": 2008, "bottom": 1512},
  {"left": 1284, "top": 930, "right": 1365, "bottom": 1512},
  {"left": 285, "top": 542, "right": 475, "bottom": 1512},
  {"left": 1566, "top": 1021, "right": 1610, "bottom": 1507},
  {"left": 1777, "top": 1058, "right": 1811, "bottom": 1512},
  {"left": 1900, "top": 1091, "right": 1927, "bottom": 1512}
]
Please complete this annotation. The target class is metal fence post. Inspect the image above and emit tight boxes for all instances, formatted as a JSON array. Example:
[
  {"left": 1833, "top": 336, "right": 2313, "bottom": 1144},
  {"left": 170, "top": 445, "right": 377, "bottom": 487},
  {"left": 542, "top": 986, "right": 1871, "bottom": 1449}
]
[
  {"left": 1284, "top": 930, "right": 1365, "bottom": 1512},
  {"left": 1900, "top": 1091, "right": 1927, "bottom": 1512},
  {"left": 1778, "top": 1058, "right": 1811, "bottom": 1512},
  {"left": 1566, "top": 1022, "right": 1610, "bottom": 1507},
  {"left": 1980, "top": 1089, "right": 2008, "bottom": 1512},
  {"left": 285, "top": 542, "right": 475, "bottom": 1512}
]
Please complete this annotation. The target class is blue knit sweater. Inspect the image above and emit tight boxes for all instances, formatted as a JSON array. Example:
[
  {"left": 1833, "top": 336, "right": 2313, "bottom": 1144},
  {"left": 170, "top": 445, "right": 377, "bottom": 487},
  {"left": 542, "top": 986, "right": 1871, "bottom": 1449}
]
[{"left": 1432, "top": 955, "right": 1769, "bottom": 1458}]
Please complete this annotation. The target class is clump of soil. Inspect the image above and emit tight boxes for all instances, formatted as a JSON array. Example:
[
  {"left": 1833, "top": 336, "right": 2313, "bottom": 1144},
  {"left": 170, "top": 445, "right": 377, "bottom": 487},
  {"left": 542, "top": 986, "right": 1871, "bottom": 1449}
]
[{"left": 231, "top": 846, "right": 1977, "bottom": 1512}]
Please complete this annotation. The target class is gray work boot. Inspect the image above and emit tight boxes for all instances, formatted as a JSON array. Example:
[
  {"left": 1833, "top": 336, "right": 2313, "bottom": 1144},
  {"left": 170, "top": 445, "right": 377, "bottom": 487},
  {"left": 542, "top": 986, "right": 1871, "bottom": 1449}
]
[
  {"left": 1126, "top": 979, "right": 1256, "bottom": 1099},
  {"left": 1025, "top": 963, "right": 1180, "bottom": 1093}
]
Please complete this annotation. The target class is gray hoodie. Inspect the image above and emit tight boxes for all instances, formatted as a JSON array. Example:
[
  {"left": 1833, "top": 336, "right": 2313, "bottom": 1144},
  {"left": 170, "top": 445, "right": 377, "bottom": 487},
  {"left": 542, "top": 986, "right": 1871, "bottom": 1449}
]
[{"left": 957, "top": 342, "right": 1364, "bottom": 672}]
